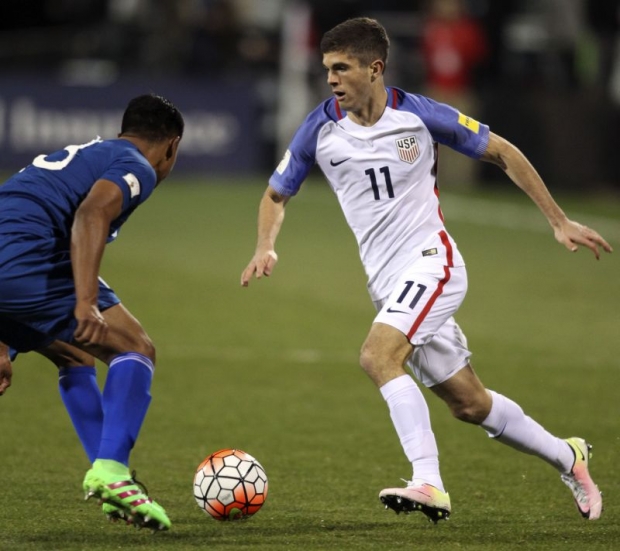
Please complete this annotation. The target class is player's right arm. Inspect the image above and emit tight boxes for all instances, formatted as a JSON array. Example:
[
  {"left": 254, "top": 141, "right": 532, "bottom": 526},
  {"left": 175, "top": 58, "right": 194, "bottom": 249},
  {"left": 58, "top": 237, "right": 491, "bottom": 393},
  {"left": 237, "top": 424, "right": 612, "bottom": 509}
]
[
  {"left": 241, "top": 102, "right": 325, "bottom": 287},
  {"left": 0, "top": 341, "right": 13, "bottom": 396},
  {"left": 71, "top": 180, "right": 124, "bottom": 345},
  {"left": 240, "top": 185, "right": 290, "bottom": 287}
]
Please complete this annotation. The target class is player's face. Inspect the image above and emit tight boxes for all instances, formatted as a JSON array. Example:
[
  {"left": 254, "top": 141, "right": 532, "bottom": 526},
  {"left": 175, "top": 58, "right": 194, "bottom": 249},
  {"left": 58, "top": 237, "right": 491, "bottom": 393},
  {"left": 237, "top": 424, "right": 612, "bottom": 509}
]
[{"left": 323, "top": 51, "right": 375, "bottom": 113}]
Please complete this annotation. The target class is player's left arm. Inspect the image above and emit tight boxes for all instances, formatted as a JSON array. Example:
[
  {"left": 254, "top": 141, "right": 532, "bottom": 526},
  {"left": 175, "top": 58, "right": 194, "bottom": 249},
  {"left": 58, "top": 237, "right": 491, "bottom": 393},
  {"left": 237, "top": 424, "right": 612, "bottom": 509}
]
[
  {"left": 480, "top": 131, "right": 613, "bottom": 259},
  {"left": 0, "top": 341, "right": 13, "bottom": 396},
  {"left": 71, "top": 180, "right": 124, "bottom": 345}
]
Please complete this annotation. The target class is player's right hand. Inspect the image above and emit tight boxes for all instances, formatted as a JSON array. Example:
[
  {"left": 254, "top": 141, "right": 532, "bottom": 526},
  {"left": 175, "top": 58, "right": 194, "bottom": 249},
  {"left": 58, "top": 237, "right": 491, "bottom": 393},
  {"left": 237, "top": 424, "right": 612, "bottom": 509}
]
[
  {"left": 241, "top": 250, "right": 278, "bottom": 287},
  {"left": 73, "top": 302, "right": 109, "bottom": 346}
]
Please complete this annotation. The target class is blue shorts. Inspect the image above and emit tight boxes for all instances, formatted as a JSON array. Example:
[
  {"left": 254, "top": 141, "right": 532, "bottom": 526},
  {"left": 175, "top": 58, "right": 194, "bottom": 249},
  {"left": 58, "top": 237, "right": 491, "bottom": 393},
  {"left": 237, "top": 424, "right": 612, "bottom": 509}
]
[{"left": 0, "top": 232, "right": 120, "bottom": 353}]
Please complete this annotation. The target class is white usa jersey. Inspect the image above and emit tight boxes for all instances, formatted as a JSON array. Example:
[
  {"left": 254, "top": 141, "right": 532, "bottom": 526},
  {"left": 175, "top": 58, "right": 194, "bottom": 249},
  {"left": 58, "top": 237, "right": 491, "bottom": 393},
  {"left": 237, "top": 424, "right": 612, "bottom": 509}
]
[{"left": 270, "top": 87, "right": 490, "bottom": 300}]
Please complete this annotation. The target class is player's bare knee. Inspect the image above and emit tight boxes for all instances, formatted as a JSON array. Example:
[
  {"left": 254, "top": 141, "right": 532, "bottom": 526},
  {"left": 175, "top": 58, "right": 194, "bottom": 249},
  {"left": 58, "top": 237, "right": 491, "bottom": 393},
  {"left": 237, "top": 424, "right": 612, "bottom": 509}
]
[
  {"left": 449, "top": 399, "right": 490, "bottom": 424},
  {"left": 359, "top": 347, "right": 386, "bottom": 387},
  {"left": 103, "top": 332, "right": 156, "bottom": 365},
  {"left": 446, "top": 393, "right": 490, "bottom": 425},
  {"left": 133, "top": 333, "right": 156, "bottom": 363},
  {"left": 359, "top": 343, "right": 373, "bottom": 372},
  {"left": 359, "top": 344, "right": 406, "bottom": 388},
  {"left": 359, "top": 341, "right": 382, "bottom": 377}
]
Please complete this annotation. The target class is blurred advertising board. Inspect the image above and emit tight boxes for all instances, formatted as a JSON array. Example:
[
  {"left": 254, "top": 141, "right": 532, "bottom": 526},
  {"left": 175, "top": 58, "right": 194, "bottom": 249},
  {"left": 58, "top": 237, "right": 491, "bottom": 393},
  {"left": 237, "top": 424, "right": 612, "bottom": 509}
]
[{"left": 0, "top": 76, "right": 260, "bottom": 173}]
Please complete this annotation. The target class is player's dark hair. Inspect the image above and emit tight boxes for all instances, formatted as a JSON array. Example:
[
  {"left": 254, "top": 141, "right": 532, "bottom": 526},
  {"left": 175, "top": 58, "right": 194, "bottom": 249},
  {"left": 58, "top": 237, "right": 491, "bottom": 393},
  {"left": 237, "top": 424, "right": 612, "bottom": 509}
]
[
  {"left": 121, "top": 94, "right": 184, "bottom": 142},
  {"left": 320, "top": 17, "right": 390, "bottom": 68}
]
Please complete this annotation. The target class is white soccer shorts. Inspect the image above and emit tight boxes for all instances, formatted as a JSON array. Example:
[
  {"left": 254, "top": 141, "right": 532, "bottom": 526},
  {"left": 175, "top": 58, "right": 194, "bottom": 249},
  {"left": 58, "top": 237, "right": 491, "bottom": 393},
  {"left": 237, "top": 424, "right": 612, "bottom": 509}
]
[{"left": 373, "top": 262, "right": 471, "bottom": 387}]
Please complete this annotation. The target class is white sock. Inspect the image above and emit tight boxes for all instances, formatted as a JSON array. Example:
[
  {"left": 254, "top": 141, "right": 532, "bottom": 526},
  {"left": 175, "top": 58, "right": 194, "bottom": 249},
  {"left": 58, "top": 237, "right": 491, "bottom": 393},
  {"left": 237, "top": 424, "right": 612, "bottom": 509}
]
[
  {"left": 380, "top": 374, "right": 444, "bottom": 490},
  {"left": 481, "top": 390, "right": 573, "bottom": 473}
]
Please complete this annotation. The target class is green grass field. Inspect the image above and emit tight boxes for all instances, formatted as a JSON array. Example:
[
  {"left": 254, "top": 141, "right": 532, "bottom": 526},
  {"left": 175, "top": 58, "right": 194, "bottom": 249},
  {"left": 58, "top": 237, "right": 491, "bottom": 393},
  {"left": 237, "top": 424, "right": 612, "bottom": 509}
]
[{"left": 1, "top": 177, "right": 618, "bottom": 551}]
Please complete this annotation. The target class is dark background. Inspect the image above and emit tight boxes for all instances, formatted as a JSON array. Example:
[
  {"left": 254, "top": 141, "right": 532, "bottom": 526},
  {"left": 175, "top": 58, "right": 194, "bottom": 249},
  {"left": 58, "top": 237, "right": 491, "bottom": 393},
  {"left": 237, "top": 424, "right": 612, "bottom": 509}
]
[{"left": 1, "top": 0, "right": 619, "bottom": 191}]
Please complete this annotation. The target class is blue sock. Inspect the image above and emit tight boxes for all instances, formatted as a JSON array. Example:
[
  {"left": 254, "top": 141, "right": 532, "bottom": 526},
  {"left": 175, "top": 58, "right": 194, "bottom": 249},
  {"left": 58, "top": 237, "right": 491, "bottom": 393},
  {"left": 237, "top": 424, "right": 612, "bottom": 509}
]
[
  {"left": 58, "top": 366, "right": 103, "bottom": 463},
  {"left": 97, "top": 353, "right": 153, "bottom": 466}
]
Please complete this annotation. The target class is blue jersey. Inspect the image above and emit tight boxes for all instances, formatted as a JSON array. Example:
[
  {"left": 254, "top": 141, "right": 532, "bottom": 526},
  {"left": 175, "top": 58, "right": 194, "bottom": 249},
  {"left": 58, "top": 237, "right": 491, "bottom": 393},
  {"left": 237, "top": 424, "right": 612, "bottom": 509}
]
[
  {"left": 270, "top": 87, "right": 489, "bottom": 300},
  {"left": 0, "top": 137, "right": 158, "bottom": 353},
  {"left": 0, "top": 137, "right": 157, "bottom": 242}
]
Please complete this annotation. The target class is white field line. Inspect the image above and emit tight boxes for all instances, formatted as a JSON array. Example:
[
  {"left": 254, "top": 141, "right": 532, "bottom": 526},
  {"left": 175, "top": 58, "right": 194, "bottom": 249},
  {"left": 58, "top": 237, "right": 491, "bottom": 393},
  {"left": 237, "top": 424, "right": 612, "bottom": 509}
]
[
  {"left": 160, "top": 345, "right": 358, "bottom": 364},
  {"left": 441, "top": 195, "right": 620, "bottom": 242}
]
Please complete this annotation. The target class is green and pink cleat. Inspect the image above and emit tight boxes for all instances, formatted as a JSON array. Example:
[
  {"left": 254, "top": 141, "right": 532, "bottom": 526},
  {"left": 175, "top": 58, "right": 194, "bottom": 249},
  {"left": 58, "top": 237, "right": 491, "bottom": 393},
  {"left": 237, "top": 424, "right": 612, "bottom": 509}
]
[{"left": 83, "top": 460, "right": 171, "bottom": 531}]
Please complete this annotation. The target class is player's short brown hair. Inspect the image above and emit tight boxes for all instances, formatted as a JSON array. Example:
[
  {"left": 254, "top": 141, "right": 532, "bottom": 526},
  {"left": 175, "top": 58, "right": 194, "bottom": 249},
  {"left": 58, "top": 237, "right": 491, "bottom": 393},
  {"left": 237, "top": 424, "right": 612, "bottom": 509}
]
[{"left": 320, "top": 17, "right": 390, "bottom": 68}]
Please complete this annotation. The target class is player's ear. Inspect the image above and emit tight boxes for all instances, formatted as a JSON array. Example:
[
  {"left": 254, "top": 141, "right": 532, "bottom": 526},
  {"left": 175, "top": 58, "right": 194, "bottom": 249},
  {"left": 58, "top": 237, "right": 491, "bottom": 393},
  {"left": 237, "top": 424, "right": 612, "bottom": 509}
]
[
  {"left": 369, "top": 59, "right": 384, "bottom": 82},
  {"left": 166, "top": 136, "right": 181, "bottom": 160}
]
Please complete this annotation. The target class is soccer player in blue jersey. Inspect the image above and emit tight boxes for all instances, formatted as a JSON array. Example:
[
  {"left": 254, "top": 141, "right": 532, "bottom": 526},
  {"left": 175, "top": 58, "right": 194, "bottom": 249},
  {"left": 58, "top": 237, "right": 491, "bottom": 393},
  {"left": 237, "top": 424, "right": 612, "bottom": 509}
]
[
  {"left": 0, "top": 94, "right": 183, "bottom": 530},
  {"left": 241, "top": 18, "right": 612, "bottom": 523}
]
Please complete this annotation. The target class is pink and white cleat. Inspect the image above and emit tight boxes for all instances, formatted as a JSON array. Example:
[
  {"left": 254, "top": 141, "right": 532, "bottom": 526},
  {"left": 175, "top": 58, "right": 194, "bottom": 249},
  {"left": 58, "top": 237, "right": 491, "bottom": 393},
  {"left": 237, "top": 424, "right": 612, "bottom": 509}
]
[
  {"left": 379, "top": 482, "right": 451, "bottom": 523},
  {"left": 561, "top": 437, "right": 603, "bottom": 520}
]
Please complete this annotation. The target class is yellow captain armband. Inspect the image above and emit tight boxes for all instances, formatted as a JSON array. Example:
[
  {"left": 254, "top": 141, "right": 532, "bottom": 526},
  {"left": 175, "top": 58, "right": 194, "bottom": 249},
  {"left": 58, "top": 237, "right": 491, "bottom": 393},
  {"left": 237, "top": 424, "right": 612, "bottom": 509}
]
[{"left": 458, "top": 112, "right": 480, "bottom": 134}]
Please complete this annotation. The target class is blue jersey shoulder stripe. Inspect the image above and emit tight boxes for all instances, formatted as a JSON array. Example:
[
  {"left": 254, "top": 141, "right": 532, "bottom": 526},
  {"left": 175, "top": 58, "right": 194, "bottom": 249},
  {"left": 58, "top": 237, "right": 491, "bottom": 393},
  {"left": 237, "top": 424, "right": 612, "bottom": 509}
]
[
  {"left": 387, "top": 87, "right": 489, "bottom": 159},
  {"left": 269, "top": 97, "right": 340, "bottom": 196}
]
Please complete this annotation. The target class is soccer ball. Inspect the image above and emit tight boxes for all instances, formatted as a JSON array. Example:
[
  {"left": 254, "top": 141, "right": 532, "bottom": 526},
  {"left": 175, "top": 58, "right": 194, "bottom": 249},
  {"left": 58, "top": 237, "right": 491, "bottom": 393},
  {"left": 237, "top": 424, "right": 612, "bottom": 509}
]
[{"left": 193, "top": 448, "right": 268, "bottom": 521}]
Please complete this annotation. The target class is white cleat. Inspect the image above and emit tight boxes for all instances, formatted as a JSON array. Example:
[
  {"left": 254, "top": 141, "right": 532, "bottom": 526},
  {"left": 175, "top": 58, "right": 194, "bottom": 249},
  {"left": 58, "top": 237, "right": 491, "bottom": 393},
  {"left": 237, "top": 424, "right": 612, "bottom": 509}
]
[
  {"left": 561, "top": 437, "right": 603, "bottom": 520},
  {"left": 379, "top": 482, "right": 451, "bottom": 524}
]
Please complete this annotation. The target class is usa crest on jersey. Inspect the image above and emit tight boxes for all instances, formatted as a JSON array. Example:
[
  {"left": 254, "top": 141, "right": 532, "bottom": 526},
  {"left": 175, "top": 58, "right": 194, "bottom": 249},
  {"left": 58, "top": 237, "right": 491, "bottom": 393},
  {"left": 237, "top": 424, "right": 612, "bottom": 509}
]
[{"left": 396, "top": 136, "right": 420, "bottom": 164}]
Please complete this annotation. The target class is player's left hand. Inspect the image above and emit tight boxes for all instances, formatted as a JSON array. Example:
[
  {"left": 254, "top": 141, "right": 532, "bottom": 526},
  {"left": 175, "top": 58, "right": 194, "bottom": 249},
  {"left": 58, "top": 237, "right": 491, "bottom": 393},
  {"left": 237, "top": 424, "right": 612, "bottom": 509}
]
[
  {"left": 554, "top": 219, "right": 613, "bottom": 260},
  {"left": 0, "top": 348, "right": 13, "bottom": 396}
]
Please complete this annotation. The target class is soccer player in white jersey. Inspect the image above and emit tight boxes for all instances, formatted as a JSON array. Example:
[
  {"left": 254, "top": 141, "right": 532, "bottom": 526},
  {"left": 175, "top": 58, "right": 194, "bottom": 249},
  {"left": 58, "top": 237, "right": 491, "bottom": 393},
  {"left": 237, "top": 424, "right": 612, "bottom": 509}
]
[{"left": 241, "top": 17, "right": 612, "bottom": 522}]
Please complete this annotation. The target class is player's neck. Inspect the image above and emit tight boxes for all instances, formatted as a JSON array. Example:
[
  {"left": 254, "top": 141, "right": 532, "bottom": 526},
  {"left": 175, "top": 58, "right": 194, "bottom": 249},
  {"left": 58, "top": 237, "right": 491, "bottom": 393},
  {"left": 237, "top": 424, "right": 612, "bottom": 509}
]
[{"left": 347, "top": 87, "right": 388, "bottom": 127}]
